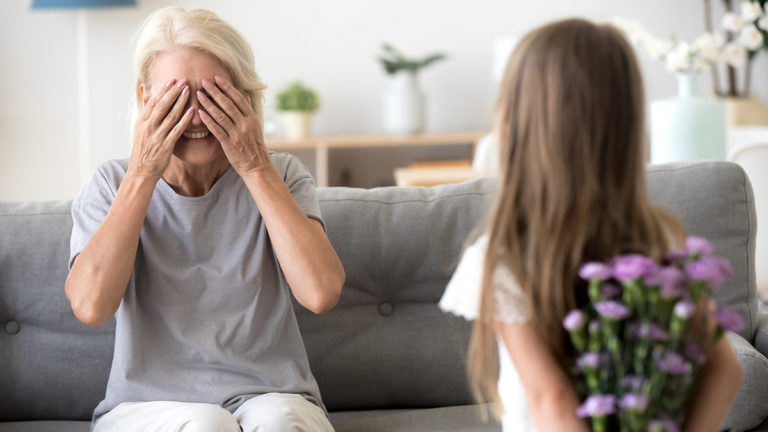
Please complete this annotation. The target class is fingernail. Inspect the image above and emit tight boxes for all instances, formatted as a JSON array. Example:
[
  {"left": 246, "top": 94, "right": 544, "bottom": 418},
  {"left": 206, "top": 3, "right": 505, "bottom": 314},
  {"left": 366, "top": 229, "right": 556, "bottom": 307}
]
[
  {"left": 186, "top": 107, "right": 194, "bottom": 115},
  {"left": 165, "top": 79, "right": 176, "bottom": 88},
  {"left": 176, "top": 79, "right": 187, "bottom": 88},
  {"left": 181, "top": 86, "right": 189, "bottom": 96},
  {"left": 202, "top": 79, "right": 212, "bottom": 88},
  {"left": 214, "top": 75, "right": 223, "bottom": 84}
]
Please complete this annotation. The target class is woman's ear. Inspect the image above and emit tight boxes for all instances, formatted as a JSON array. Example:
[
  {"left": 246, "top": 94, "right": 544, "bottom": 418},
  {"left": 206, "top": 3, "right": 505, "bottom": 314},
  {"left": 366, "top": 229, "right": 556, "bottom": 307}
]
[{"left": 139, "top": 83, "right": 148, "bottom": 106}]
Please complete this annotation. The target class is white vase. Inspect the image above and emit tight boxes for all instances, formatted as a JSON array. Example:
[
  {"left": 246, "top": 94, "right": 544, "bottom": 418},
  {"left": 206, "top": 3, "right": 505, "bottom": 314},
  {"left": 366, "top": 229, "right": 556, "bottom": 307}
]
[
  {"left": 383, "top": 71, "right": 425, "bottom": 135},
  {"left": 650, "top": 73, "right": 726, "bottom": 164},
  {"left": 281, "top": 111, "right": 313, "bottom": 140}
]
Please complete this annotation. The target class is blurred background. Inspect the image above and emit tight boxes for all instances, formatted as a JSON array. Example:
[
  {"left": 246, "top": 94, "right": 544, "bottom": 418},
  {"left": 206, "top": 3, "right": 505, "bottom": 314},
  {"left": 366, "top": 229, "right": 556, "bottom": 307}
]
[{"left": 2, "top": 0, "right": 767, "bottom": 200}]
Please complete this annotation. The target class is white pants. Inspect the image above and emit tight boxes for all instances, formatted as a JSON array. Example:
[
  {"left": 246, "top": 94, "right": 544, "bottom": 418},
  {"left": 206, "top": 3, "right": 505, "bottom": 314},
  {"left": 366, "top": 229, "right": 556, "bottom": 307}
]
[{"left": 93, "top": 393, "right": 334, "bottom": 432}]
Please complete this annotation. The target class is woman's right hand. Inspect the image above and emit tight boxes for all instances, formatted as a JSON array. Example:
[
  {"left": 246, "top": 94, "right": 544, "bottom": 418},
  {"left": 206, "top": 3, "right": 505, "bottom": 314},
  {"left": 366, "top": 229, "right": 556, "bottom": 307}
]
[{"left": 128, "top": 78, "right": 194, "bottom": 180}]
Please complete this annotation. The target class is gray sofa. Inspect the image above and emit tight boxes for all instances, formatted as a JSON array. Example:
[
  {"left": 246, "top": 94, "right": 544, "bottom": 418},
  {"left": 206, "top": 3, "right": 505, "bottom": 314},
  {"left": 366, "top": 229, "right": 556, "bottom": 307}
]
[{"left": 1, "top": 161, "right": 768, "bottom": 431}]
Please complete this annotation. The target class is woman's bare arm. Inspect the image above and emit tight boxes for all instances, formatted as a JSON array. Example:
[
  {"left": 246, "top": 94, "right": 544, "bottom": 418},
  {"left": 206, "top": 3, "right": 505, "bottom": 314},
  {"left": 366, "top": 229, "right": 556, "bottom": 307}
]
[
  {"left": 683, "top": 336, "right": 741, "bottom": 432},
  {"left": 65, "top": 174, "right": 156, "bottom": 327},
  {"left": 66, "top": 78, "right": 192, "bottom": 327},
  {"left": 496, "top": 321, "right": 590, "bottom": 432},
  {"left": 240, "top": 165, "right": 345, "bottom": 314}
]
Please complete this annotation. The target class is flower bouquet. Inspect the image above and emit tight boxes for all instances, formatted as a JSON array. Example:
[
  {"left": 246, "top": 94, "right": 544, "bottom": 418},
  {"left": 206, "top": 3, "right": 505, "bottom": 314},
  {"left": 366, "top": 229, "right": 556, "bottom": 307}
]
[{"left": 564, "top": 237, "right": 744, "bottom": 432}]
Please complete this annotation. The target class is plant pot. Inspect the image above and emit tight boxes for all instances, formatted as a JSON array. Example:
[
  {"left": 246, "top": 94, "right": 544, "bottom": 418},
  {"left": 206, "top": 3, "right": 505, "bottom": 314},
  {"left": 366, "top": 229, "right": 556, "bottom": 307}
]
[
  {"left": 281, "top": 111, "right": 313, "bottom": 140},
  {"left": 383, "top": 71, "right": 425, "bottom": 135},
  {"left": 650, "top": 73, "right": 726, "bottom": 164},
  {"left": 721, "top": 97, "right": 768, "bottom": 127}
]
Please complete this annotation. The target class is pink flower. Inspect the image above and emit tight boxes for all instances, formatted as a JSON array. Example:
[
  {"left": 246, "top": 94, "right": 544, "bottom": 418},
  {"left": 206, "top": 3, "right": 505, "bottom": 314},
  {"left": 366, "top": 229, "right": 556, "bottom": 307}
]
[
  {"left": 613, "top": 255, "right": 657, "bottom": 282},
  {"left": 595, "top": 301, "right": 631, "bottom": 320},
  {"left": 685, "top": 236, "right": 713, "bottom": 256},
  {"left": 619, "top": 393, "right": 649, "bottom": 412},
  {"left": 579, "top": 262, "right": 613, "bottom": 281},
  {"left": 714, "top": 306, "right": 745, "bottom": 333},
  {"left": 577, "top": 395, "right": 616, "bottom": 417},
  {"left": 564, "top": 309, "right": 587, "bottom": 331},
  {"left": 645, "top": 266, "right": 684, "bottom": 299},
  {"left": 686, "top": 257, "right": 732, "bottom": 288}
]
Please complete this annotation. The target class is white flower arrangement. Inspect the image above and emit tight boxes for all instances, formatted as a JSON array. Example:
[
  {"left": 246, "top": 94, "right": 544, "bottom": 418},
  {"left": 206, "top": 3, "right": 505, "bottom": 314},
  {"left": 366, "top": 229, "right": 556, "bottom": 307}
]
[{"left": 614, "top": 1, "right": 767, "bottom": 97}]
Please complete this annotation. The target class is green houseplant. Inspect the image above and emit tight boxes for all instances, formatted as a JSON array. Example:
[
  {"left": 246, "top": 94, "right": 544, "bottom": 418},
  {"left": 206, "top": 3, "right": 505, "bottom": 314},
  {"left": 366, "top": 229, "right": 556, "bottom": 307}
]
[
  {"left": 275, "top": 81, "right": 320, "bottom": 139},
  {"left": 377, "top": 43, "right": 447, "bottom": 134}
]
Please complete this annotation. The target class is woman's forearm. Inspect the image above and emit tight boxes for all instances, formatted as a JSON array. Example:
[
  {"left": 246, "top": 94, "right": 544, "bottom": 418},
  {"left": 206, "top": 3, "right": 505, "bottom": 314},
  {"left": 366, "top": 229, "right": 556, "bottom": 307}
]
[
  {"left": 241, "top": 165, "right": 344, "bottom": 314},
  {"left": 65, "top": 173, "right": 157, "bottom": 327},
  {"left": 683, "top": 337, "right": 741, "bottom": 432}
]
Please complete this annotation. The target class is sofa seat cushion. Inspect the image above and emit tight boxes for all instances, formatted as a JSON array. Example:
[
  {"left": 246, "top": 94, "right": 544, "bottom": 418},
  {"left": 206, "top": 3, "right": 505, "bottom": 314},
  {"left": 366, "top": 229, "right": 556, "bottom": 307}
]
[{"left": 329, "top": 404, "right": 501, "bottom": 432}]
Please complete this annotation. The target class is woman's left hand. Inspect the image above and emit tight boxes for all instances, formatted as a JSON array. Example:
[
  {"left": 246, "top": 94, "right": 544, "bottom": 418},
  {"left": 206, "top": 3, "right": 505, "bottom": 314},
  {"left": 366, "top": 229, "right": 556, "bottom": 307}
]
[{"left": 197, "top": 75, "right": 271, "bottom": 174}]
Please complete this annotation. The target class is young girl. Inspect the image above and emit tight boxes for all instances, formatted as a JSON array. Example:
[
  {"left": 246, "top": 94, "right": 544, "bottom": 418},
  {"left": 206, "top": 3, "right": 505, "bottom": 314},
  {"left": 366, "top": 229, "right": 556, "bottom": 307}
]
[{"left": 440, "top": 18, "right": 741, "bottom": 432}]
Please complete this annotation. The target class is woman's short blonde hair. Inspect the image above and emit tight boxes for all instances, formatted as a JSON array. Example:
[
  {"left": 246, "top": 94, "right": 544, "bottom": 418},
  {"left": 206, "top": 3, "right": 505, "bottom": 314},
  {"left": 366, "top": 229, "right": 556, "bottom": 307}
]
[{"left": 132, "top": 6, "right": 267, "bottom": 122}]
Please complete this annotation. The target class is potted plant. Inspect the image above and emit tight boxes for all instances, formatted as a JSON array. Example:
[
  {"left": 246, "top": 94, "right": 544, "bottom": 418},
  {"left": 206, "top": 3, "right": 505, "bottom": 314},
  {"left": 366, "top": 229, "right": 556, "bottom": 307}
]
[
  {"left": 378, "top": 43, "right": 446, "bottom": 135},
  {"left": 614, "top": 3, "right": 768, "bottom": 163},
  {"left": 705, "top": 0, "right": 768, "bottom": 124},
  {"left": 276, "top": 81, "right": 320, "bottom": 139}
]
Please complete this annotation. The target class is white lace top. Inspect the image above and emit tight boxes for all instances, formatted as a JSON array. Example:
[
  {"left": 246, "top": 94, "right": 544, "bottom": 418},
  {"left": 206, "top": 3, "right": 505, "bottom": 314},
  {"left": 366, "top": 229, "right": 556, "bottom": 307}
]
[{"left": 439, "top": 235, "right": 536, "bottom": 432}]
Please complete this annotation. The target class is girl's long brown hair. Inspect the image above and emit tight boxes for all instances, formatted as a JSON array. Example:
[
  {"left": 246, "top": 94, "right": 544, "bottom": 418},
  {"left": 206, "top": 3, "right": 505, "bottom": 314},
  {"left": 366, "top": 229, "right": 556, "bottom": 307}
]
[{"left": 468, "top": 19, "right": 685, "bottom": 415}]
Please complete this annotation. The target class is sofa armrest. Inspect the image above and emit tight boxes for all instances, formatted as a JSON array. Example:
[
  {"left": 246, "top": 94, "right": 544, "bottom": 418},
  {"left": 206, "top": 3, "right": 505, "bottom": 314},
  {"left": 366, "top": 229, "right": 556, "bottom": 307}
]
[
  {"left": 754, "top": 311, "right": 768, "bottom": 358},
  {"left": 722, "top": 332, "right": 768, "bottom": 431}
]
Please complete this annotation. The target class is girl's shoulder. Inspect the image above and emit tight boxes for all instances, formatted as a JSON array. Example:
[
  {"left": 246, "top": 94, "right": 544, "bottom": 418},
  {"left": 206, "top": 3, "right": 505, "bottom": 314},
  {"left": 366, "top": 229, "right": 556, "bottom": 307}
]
[{"left": 439, "top": 235, "right": 529, "bottom": 323}]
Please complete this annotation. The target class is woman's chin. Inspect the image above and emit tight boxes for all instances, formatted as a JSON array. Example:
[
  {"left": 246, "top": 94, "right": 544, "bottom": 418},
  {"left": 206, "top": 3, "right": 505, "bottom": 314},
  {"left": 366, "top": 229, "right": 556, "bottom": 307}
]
[{"left": 173, "top": 136, "right": 223, "bottom": 166}]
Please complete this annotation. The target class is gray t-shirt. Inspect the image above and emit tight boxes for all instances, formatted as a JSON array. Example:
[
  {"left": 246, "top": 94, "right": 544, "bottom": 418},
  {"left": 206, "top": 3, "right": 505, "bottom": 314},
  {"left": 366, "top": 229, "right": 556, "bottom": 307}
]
[{"left": 69, "top": 152, "right": 325, "bottom": 427}]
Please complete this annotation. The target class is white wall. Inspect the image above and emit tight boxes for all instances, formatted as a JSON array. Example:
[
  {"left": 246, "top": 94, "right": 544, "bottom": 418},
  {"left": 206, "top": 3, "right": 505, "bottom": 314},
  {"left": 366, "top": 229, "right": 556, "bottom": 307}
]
[{"left": 2, "top": 0, "right": 766, "bottom": 199}]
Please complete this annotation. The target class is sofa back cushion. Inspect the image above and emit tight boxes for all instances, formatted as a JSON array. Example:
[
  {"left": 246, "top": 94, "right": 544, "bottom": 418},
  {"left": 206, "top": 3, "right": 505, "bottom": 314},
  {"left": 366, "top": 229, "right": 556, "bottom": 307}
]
[
  {"left": 303, "top": 179, "right": 498, "bottom": 411},
  {"left": 0, "top": 161, "right": 757, "bottom": 420},
  {"left": 0, "top": 201, "right": 116, "bottom": 421}
]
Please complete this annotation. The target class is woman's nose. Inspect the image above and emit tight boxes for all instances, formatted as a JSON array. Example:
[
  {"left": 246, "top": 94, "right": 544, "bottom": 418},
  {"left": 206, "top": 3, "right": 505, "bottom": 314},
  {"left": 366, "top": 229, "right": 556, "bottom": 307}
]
[{"left": 187, "top": 94, "right": 203, "bottom": 125}]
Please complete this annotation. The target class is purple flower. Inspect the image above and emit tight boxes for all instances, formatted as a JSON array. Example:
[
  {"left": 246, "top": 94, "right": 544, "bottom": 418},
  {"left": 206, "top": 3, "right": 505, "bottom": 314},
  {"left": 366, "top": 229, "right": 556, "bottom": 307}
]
[
  {"left": 621, "top": 375, "right": 646, "bottom": 391},
  {"left": 686, "top": 236, "right": 714, "bottom": 256},
  {"left": 613, "top": 254, "right": 658, "bottom": 282},
  {"left": 579, "top": 262, "right": 613, "bottom": 281},
  {"left": 715, "top": 257, "right": 734, "bottom": 278},
  {"left": 686, "top": 257, "right": 729, "bottom": 288},
  {"left": 715, "top": 306, "right": 745, "bottom": 333},
  {"left": 648, "top": 417, "right": 681, "bottom": 432},
  {"left": 686, "top": 343, "right": 707, "bottom": 365},
  {"left": 645, "top": 267, "right": 684, "bottom": 299},
  {"left": 595, "top": 301, "right": 631, "bottom": 320},
  {"left": 576, "top": 394, "right": 616, "bottom": 417},
  {"left": 577, "top": 352, "right": 601, "bottom": 369},
  {"left": 630, "top": 322, "right": 669, "bottom": 341},
  {"left": 601, "top": 283, "right": 621, "bottom": 299},
  {"left": 655, "top": 351, "right": 687, "bottom": 375},
  {"left": 619, "top": 393, "right": 649, "bottom": 412},
  {"left": 563, "top": 309, "right": 587, "bottom": 331},
  {"left": 666, "top": 249, "right": 689, "bottom": 264},
  {"left": 589, "top": 320, "right": 601, "bottom": 333},
  {"left": 673, "top": 300, "right": 696, "bottom": 319}
]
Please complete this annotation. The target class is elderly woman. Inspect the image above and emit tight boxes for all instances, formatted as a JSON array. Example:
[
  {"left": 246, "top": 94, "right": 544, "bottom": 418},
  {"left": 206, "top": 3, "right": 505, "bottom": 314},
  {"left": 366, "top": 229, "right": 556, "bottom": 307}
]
[{"left": 65, "top": 7, "right": 344, "bottom": 432}]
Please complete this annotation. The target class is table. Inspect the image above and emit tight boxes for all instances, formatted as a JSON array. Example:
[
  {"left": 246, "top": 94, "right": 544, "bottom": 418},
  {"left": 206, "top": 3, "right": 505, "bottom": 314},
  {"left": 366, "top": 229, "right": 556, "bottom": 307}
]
[{"left": 265, "top": 132, "right": 485, "bottom": 187}]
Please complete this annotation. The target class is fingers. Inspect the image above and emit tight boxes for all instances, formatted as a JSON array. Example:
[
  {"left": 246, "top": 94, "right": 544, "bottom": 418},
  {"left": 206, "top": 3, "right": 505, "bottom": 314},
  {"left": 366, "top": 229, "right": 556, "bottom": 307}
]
[
  {"left": 202, "top": 78, "right": 244, "bottom": 121},
  {"left": 197, "top": 89, "right": 235, "bottom": 131},
  {"left": 198, "top": 109, "right": 229, "bottom": 144},
  {"left": 213, "top": 75, "right": 252, "bottom": 115},
  {"left": 148, "top": 79, "right": 189, "bottom": 126},
  {"left": 165, "top": 106, "right": 196, "bottom": 147},
  {"left": 158, "top": 85, "right": 190, "bottom": 134},
  {"left": 140, "top": 78, "right": 177, "bottom": 121}
]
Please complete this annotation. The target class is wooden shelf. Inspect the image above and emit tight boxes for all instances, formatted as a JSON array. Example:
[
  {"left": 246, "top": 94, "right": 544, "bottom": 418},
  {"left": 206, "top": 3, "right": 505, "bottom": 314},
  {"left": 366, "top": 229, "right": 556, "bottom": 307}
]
[
  {"left": 264, "top": 132, "right": 486, "bottom": 187},
  {"left": 266, "top": 132, "right": 485, "bottom": 150}
]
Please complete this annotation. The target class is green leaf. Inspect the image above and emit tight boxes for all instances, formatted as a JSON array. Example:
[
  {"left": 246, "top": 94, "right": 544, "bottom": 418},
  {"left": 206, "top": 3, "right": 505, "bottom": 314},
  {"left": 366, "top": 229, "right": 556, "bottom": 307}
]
[
  {"left": 275, "top": 81, "right": 319, "bottom": 112},
  {"left": 377, "top": 42, "right": 447, "bottom": 75}
]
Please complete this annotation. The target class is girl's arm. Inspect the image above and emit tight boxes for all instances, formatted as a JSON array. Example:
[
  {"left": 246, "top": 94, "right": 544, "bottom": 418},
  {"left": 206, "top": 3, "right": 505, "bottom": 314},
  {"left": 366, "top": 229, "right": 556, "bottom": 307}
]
[
  {"left": 683, "top": 336, "right": 741, "bottom": 432},
  {"left": 496, "top": 321, "right": 590, "bottom": 432}
]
